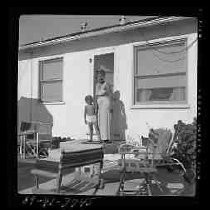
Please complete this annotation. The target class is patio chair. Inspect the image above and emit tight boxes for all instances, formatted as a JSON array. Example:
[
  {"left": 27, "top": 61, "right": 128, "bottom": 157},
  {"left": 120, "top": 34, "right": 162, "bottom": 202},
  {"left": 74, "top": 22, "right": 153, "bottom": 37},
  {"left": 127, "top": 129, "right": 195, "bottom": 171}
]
[
  {"left": 142, "top": 128, "right": 186, "bottom": 173},
  {"left": 116, "top": 143, "right": 163, "bottom": 196},
  {"left": 18, "top": 121, "right": 52, "bottom": 159},
  {"left": 31, "top": 147, "right": 104, "bottom": 194},
  {"left": 116, "top": 129, "right": 186, "bottom": 196}
]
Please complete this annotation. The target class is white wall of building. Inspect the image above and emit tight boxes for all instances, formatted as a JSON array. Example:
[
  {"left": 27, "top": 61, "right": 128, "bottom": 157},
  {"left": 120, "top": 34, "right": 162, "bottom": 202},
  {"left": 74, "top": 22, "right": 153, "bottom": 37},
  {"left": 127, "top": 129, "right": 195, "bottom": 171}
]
[
  {"left": 116, "top": 33, "right": 197, "bottom": 140},
  {"left": 18, "top": 22, "right": 197, "bottom": 140}
]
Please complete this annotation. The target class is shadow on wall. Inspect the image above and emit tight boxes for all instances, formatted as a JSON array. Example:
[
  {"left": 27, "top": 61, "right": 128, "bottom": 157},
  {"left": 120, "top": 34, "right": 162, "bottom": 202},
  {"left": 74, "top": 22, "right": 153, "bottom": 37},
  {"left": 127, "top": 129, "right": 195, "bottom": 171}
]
[
  {"left": 17, "top": 97, "right": 53, "bottom": 134},
  {"left": 110, "top": 90, "right": 127, "bottom": 141}
]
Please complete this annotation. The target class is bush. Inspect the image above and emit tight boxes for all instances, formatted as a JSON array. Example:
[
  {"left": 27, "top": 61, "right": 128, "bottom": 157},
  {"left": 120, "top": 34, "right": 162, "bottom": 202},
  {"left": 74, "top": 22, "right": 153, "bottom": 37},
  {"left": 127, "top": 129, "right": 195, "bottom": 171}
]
[
  {"left": 172, "top": 118, "right": 197, "bottom": 183},
  {"left": 172, "top": 118, "right": 197, "bottom": 170}
]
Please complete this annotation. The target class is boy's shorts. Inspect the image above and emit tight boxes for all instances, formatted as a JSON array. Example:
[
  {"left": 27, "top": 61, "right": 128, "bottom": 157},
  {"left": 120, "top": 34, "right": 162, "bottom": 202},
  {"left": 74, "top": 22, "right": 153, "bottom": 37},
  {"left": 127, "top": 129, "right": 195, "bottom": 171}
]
[{"left": 86, "top": 115, "right": 97, "bottom": 124}]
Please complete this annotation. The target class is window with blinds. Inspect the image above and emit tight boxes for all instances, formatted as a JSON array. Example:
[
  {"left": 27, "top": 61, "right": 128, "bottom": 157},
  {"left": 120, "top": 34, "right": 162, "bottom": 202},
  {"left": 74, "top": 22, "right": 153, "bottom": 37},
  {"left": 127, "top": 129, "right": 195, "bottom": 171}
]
[
  {"left": 134, "top": 39, "right": 187, "bottom": 105},
  {"left": 39, "top": 58, "right": 63, "bottom": 102}
]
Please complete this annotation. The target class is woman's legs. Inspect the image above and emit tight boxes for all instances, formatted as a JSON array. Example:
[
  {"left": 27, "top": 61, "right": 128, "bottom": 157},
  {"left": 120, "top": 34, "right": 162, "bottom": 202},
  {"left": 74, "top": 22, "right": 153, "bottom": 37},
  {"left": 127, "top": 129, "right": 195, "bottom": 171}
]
[
  {"left": 93, "top": 122, "right": 101, "bottom": 141},
  {"left": 97, "top": 97, "right": 111, "bottom": 141}
]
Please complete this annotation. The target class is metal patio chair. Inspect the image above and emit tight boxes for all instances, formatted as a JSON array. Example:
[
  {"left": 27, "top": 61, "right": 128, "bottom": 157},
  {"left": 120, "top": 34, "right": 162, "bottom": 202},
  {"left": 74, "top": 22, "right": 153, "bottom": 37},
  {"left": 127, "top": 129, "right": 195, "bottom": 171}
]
[
  {"left": 18, "top": 121, "right": 52, "bottom": 159},
  {"left": 116, "top": 143, "right": 162, "bottom": 196},
  {"left": 116, "top": 129, "right": 186, "bottom": 196}
]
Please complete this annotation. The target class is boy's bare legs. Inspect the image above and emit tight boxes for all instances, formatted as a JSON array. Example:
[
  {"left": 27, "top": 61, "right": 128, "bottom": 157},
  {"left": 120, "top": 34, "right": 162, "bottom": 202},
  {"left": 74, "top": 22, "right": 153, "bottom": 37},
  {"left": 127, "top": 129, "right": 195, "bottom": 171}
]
[{"left": 88, "top": 123, "right": 93, "bottom": 141}]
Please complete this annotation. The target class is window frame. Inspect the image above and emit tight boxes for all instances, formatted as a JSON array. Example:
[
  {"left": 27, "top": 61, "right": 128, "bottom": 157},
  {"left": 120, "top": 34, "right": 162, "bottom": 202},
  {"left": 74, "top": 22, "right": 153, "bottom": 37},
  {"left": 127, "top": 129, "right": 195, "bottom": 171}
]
[
  {"left": 39, "top": 57, "right": 64, "bottom": 104},
  {"left": 132, "top": 37, "right": 189, "bottom": 108}
]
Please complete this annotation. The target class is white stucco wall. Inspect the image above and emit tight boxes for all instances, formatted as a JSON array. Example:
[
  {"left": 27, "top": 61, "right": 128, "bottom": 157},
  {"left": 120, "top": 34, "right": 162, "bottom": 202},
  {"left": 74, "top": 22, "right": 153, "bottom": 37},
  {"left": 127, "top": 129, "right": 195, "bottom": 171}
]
[
  {"left": 18, "top": 60, "right": 32, "bottom": 100},
  {"left": 18, "top": 21, "right": 197, "bottom": 140},
  {"left": 18, "top": 51, "right": 93, "bottom": 138},
  {"left": 116, "top": 33, "right": 197, "bottom": 140}
]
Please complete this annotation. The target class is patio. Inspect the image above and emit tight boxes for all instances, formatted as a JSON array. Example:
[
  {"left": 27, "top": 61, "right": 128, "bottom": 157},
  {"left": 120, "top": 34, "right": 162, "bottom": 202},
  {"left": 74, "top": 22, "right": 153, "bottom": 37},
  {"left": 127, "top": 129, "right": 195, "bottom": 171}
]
[{"left": 18, "top": 139, "right": 195, "bottom": 196}]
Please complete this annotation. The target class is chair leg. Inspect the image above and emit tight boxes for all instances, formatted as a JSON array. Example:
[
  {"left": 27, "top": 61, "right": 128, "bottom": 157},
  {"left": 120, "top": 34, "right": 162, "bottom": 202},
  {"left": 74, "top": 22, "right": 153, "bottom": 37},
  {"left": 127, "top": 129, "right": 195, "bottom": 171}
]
[
  {"left": 116, "top": 170, "right": 125, "bottom": 195},
  {"left": 93, "top": 161, "right": 104, "bottom": 195},
  {"left": 145, "top": 173, "right": 152, "bottom": 196},
  {"left": 98, "top": 161, "right": 104, "bottom": 189},
  {"left": 34, "top": 175, "right": 39, "bottom": 189},
  {"left": 56, "top": 172, "right": 62, "bottom": 193}
]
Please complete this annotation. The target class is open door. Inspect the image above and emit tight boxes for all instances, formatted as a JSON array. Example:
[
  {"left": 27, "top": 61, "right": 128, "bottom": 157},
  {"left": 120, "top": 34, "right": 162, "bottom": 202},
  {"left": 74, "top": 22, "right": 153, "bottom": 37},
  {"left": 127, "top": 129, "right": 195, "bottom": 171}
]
[
  {"left": 93, "top": 52, "right": 124, "bottom": 141},
  {"left": 93, "top": 52, "right": 114, "bottom": 97}
]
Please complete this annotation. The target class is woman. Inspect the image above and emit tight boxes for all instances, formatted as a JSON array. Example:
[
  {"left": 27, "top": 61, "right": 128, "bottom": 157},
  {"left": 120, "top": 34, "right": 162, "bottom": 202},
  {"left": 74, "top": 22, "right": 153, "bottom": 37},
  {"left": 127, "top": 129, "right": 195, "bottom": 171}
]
[{"left": 95, "top": 69, "right": 112, "bottom": 143}]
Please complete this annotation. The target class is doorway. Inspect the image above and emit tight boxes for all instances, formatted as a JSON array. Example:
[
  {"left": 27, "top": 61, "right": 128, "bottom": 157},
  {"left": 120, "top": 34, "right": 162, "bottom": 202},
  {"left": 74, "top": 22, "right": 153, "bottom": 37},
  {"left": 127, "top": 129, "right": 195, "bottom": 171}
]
[
  {"left": 93, "top": 52, "right": 124, "bottom": 141},
  {"left": 93, "top": 52, "right": 114, "bottom": 96}
]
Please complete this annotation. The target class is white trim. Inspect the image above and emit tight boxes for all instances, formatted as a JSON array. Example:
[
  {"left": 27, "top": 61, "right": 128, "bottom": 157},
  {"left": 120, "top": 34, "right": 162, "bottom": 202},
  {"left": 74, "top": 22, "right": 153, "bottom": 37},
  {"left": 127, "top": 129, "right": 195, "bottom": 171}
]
[
  {"left": 131, "top": 104, "right": 190, "bottom": 109},
  {"left": 92, "top": 47, "right": 116, "bottom": 56},
  {"left": 41, "top": 101, "right": 65, "bottom": 105},
  {"left": 37, "top": 55, "right": 65, "bottom": 62}
]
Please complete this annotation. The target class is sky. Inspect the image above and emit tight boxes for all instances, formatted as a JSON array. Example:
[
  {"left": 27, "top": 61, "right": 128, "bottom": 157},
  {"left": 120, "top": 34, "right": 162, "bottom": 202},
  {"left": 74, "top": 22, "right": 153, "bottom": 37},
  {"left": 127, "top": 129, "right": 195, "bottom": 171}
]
[{"left": 19, "top": 15, "right": 152, "bottom": 46}]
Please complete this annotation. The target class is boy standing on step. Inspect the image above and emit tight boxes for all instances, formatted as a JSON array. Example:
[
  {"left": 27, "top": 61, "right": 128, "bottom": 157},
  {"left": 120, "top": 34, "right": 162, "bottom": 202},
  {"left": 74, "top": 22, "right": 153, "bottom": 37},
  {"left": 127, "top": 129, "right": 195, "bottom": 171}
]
[{"left": 84, "top": 95, "right": 101, "bottom": 142}]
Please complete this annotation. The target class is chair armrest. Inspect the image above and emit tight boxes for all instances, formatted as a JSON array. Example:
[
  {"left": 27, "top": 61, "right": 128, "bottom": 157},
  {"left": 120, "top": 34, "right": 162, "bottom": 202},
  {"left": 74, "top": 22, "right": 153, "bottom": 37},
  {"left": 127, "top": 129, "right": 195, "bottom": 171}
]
[{"left": 31, "top": 169, "right": 58, "bottom": 178}]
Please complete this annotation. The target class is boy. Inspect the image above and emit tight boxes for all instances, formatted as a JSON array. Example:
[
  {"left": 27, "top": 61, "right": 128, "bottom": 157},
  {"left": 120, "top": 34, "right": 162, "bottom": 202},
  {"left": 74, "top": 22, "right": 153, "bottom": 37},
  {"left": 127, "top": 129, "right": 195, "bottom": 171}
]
[{"left": 84, "top": 95, "right": 101, "bottom": 142}]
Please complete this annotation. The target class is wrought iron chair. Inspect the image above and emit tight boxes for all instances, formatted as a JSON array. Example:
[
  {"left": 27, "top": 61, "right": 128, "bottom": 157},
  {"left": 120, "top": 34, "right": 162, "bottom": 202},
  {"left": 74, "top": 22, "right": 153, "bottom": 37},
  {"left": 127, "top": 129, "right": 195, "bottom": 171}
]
[
  {"left": 116, "top": 142, "right": 162, "bottom": 196},
  {"left": 116, "top": 129, "right": 186, "bottom": 196}
]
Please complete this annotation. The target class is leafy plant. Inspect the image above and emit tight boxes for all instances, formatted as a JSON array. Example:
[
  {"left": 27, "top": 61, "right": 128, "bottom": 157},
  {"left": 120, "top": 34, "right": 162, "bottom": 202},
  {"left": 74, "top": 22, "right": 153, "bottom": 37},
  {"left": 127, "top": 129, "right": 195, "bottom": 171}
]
[
  {"left": 172, "top": 118, "right": 197, "bottom": 170},
  {"left": 172, "top": 118, "right": 197, "bottom": 183}
]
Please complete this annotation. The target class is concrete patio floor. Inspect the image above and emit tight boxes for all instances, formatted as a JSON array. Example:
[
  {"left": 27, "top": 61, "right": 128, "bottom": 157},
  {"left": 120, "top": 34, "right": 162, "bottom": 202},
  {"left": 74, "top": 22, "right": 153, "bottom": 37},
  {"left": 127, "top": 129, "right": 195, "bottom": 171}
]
[{"left": 18, "top": 140, "right": 195, "bottom": 196}]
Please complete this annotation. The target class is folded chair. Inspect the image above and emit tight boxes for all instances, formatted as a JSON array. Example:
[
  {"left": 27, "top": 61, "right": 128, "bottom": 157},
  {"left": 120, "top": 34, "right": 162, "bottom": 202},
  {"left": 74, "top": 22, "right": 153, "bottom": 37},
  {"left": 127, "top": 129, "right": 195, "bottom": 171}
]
[
  {"left": 18, "top": 121, "right": 52, "bottom": 159},
  {"left": 31, "top": 147, "right": 104, "bottom": 194}
]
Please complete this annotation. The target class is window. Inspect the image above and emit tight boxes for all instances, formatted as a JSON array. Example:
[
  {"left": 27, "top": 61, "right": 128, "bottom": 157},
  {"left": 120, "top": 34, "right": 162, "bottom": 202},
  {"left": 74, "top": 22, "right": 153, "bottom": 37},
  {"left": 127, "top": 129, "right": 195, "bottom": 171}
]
[
  {"left": 39, "top": 58, "right": 63, "bottom": 102},
  {"left": 134, "top": 39, "right": 187, "bottom": 105}
]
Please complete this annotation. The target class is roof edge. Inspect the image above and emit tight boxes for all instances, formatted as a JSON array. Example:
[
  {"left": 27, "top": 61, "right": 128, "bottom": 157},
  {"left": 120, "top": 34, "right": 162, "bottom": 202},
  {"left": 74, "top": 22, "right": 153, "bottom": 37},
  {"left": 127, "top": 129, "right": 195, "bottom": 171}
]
[{"left": 19, "top": 16, "right": 193, "bottom": 51}]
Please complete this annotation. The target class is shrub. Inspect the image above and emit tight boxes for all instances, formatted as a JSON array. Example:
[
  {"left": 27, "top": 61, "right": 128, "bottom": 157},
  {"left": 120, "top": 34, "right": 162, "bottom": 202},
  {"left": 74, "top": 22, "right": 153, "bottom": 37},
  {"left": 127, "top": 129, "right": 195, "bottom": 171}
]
[{"left": 172, "top": 118, "right": 197, "bottom": 171}]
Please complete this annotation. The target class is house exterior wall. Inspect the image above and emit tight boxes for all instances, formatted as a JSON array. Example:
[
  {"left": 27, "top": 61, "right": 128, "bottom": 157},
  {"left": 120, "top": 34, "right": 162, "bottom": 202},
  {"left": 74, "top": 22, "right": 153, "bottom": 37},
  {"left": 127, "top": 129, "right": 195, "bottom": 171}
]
[
  {"left": 18, "top": 51, "right": 93, "bottom": 138},
  {"left": 18, "top": 18, "right": 197, "bottom": 140},
  {"left": 116, "top": 33, "right": 197, "bottom": 140}
]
